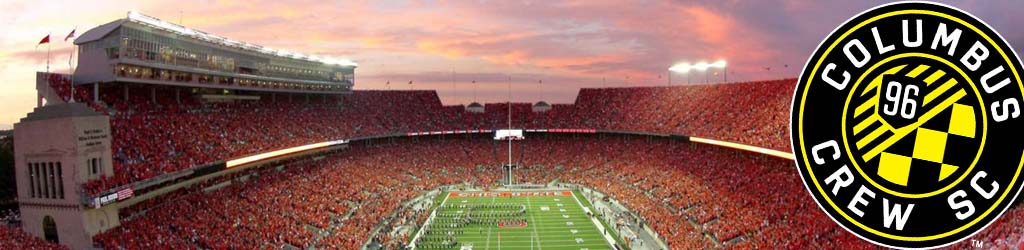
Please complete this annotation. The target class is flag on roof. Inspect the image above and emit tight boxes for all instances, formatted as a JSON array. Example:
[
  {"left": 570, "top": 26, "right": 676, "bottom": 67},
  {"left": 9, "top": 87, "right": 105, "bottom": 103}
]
[
  {"left": 64, "top": 29, "right": 76, "bottom": 41},
  {"left": 37, "top": 34, "right": 50, "bottom": 47}
]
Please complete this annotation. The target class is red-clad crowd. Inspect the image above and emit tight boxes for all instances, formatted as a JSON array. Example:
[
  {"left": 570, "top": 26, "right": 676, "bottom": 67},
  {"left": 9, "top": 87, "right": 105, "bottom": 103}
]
[
  {"left": 48, "top": 75, "right": 796, "bottom": 196},
  {"left": 571, "top": 80, "right": 794, "bottom": 151},
  {"left": 79, "top": 135, "right": 1022, "bottom": 249},
  {"left": 92, "top": 137, "right": 503, "bottom": 250},
  {"left": 33, "top": 73, "right": 1021, "bottom": 249},
  {"left": 505, "top": 135, "right": 872, "bottom": 249},
  {"left": 955, "top": 206, "right": 1024, "bottom": 250},
  {"left": 0, "top": 225, "right": 67, "bottom": 250}
]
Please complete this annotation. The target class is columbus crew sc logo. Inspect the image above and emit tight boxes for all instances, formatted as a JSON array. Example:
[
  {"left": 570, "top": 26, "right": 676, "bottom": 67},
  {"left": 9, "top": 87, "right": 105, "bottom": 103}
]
[{"left": 792, "top": 2, "right": 1024, "bottom": 248}]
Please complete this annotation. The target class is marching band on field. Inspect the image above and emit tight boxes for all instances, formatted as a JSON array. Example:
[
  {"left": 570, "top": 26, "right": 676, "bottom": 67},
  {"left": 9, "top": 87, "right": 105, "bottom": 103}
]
[{"left": 416, "top": 203, "right": 529, "bottom": 249}]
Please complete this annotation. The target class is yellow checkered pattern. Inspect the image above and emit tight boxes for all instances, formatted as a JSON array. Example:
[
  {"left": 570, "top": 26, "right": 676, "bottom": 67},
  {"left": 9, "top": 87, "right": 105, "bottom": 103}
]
[{"left": 877, "top": 104, "right": 975, "bottom": 186}]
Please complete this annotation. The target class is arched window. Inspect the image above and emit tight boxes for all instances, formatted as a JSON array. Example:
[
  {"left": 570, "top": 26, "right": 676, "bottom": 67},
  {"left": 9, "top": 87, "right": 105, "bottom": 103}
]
[{"left": 42, "top": 216, "right": 59, "bottom": 243}]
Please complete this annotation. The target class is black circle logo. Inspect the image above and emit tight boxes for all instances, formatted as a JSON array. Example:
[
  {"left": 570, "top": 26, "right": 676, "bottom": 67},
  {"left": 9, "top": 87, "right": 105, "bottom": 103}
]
[{"left": 791, "top": 1, "right": 1024, "bottom": 248}]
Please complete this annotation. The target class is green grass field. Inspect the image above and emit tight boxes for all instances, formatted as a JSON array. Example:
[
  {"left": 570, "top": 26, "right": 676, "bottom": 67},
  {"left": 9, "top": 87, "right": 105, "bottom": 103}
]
[{"left": 412, "top": 190, "right": 618, "bottom": 250}]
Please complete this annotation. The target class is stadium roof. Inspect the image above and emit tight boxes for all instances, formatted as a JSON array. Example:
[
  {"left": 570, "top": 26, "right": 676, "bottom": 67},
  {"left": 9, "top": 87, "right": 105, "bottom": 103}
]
[{"left": 75, "top": 11, "right": 357, "bottom": 67}]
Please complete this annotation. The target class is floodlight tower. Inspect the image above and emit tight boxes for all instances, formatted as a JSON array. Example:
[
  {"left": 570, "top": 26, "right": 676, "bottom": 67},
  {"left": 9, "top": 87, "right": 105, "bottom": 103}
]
[
  {"left": 669, "top": 63, "right": 692, "bottom": 84},
  {"left": 711, "top": 60, "right": 728, "bottom": 83},
  {"left": 670, "top": 59, "right": 727, "bottom": 84},
  {"left": 507, "top": 75, "right": 514, "bottom": 186}
]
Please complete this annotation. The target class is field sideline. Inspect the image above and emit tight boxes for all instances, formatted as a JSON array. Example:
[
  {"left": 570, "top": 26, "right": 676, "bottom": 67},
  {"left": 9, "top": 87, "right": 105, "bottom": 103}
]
[{"left": 411, "top": 190, "right": 622, "bottom": 250}]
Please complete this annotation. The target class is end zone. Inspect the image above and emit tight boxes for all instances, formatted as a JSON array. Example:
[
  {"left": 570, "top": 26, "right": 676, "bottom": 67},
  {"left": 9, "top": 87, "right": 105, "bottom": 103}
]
[{"left": 448, "top": 191, "right": 574, "bottom": 198}]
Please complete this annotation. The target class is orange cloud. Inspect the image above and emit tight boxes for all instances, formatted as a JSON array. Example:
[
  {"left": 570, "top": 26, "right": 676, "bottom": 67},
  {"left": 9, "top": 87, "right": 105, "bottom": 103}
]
[
  {"left": 683, "top": 6, "right": 736, "bottom": 46},
  {"left": 1, "top": 0, "right": 1019, "bottom": 128}
]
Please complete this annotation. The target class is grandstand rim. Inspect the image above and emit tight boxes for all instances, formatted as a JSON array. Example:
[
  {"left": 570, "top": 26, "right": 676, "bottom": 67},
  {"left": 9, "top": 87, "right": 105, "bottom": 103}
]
[{"left": 84, "top": 129, "right": 794, "bottom": 208}]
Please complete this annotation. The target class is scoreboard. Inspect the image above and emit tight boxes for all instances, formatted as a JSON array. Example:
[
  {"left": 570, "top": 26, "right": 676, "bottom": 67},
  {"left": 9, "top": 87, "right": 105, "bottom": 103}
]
[{"left": 494, "top": 129, "right": 524, "bottom": 140}]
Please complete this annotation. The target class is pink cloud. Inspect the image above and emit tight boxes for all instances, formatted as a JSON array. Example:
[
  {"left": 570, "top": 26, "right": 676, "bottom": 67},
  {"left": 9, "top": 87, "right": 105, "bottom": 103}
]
[
  {"left": 8, "top": 47, "right": 73, "bottom": 65},
  {"left": 1, "top": 0, "right": 1023, "bottom": 128}
]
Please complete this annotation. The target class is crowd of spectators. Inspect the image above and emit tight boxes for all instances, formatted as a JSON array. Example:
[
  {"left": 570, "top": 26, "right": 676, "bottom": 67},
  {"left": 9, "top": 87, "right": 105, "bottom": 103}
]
[
  {"left": 571, "top": 80, "right": 794, "bottom": 151},
  {"left": 956, "top": 205, "right": 1024, "bottom": 249},
  {"left": 503, "top": 135, "right": 872, "bottom": 249},
  {"left": 0, "top": 225, "right": 67, "bottom": 250},
  {"left": 47, "top": 74, "right": 795, "bottom": 196},
  {"left": 35, "top": 73, "right": 1022, "bottom": 249},
  {"left": 81, "top": 135, "right": 1023, "bottom": 249},
  {"left": 92, "top": 137, "right": 502, "bottom": 249}
]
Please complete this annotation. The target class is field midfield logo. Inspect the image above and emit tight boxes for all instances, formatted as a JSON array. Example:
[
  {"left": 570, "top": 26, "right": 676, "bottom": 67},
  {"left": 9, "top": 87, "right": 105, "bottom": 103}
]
[{"left": 791, "top": 1, "right": 1024, "bottom": 248}]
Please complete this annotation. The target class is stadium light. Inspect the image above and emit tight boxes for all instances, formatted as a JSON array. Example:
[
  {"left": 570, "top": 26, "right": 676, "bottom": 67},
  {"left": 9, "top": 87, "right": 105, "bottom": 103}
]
[
  {"left": 669, "top": 63, "right": 691, "bottom": 73},
  {"left": 693, "top": 61, "right": 709, "bottom": 71},
  {"left": 668, "top": 59, "right": 727, "bottom": 84},
  {"left": 715, "top": 60, "right": 728, "bottom": 82},
  {"left": 669, "top": 63, "right": 693, "bottom": 84},
  {"left": 711, "top": 59, "right": 727, "bottom": 68}
]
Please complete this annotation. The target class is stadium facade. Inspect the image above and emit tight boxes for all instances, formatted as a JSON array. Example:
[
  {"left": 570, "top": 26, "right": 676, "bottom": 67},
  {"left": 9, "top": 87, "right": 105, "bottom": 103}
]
[
  {"left": 5, "top": 10, "right": 804, "bottom": 246},
  {"left": 73, "top": 12, "right": 356, "bottom": 96},
  {"left": 16, "top": 12, "right": 357, "bottom": 249},
  {"left": 8, "top": 12, "right": 795, "bottom": 247}
]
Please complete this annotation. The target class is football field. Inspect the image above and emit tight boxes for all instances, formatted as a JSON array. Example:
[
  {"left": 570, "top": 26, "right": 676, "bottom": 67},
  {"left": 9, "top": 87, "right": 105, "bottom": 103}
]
[{"left": 411, "top": 190, "right": 621, "bottom": 250}]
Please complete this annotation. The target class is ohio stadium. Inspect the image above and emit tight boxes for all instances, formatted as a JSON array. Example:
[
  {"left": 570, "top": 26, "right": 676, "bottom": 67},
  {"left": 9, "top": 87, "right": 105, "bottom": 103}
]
[{"left": 2, "top": 3, "right": 1023, "bottom": 250}]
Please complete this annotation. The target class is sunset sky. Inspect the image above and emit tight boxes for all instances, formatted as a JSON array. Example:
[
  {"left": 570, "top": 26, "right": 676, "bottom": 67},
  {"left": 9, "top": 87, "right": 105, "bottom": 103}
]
[{"left": 1, "top": 0, "right": 1022, "bottom": 129}]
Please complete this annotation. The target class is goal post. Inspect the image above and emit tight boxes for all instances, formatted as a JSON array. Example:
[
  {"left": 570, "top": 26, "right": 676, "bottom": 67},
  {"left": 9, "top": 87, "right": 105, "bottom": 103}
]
[{"left": 495, "top": 129, "right": 523, "bottom": 186}]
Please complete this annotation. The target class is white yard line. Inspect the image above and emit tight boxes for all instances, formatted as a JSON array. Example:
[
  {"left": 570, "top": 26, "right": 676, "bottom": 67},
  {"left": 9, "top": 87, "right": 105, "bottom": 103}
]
[
  {"left": 485, "top": 225, "right": 493, "bottom": 250},
  {"left": 526, "top": 195, "right": 543, "bottom": 250},
  {"left": 409, "top": 192, "right": 451, "bottom": 250},
  {"left": 569, "top": 191, "right": 618, "bottom": 248},
  {"left": 487, "top": 193, "right": 497, "bottom": 250}
]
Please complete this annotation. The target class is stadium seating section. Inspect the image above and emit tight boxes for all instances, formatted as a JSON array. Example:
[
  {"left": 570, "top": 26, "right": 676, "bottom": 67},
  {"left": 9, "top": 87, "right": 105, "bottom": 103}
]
[
  {"left": 87, "top": 135, "right": 1022, "bottom": 249},
  {"left": 38, "top": 75, "right": 1021, "bottom": 249},
  {"left": 0, "top": 225, "right": 67, "bottom": 250},
  {"left": 47, "top": 75, "right": 794, "bottom": 195}
]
